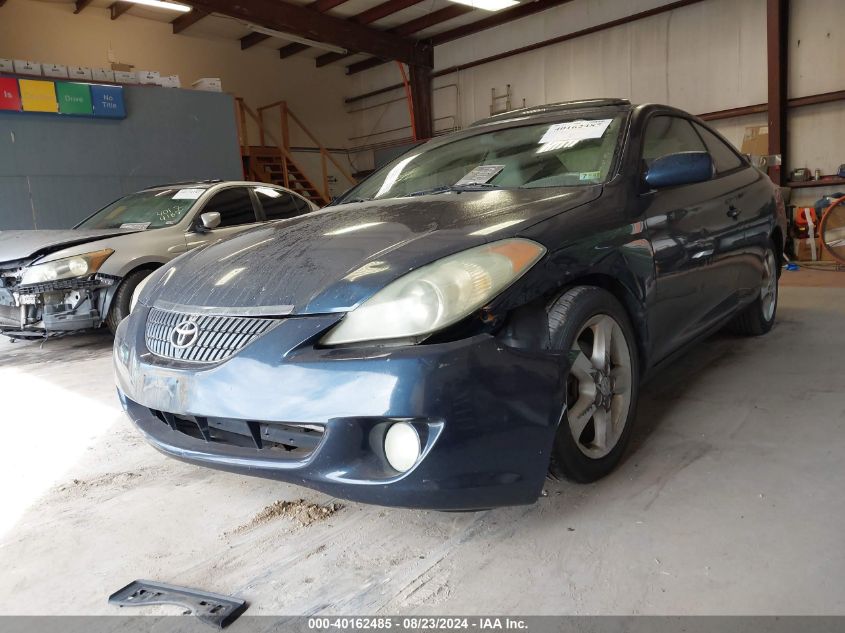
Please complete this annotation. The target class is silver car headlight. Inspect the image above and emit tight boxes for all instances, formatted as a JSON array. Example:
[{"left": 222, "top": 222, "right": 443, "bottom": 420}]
[
  {"left": 321, "top": 238, "right": 546, "bottom": 346},
  {"left": 20, "top": 249, "right": 114, "bottom": 286}
]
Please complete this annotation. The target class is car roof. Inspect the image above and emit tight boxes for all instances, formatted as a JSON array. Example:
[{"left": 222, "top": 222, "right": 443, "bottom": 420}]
[
  {"left": 137, "top": 181, "right": 287, "bottom": 193},
  {"left": 470, "top": 98, "right": 633, "bottom": 128}
]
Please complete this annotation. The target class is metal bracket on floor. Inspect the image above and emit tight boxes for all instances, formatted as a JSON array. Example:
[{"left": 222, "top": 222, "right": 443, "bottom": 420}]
[{"left": 108, "top": 579, "right": 248, "bottom": 628}]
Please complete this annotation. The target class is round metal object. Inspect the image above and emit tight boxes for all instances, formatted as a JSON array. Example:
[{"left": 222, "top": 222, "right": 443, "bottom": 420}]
[
  {"left": 761, "top": 249, "right": 778, "bottom": 322},
  {"left": 566, "top": 314, "right": 633, "bottom": 459}
]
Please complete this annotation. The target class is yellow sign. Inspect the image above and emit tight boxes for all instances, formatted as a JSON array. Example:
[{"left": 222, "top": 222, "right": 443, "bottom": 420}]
[{"left": 19, "top": 79, "right": 59, "bottom": 113}]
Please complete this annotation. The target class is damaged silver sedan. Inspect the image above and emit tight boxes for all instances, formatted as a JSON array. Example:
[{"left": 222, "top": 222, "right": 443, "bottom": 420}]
[{"left": 0, "top": 180, "right": 317, "bottom": 339}]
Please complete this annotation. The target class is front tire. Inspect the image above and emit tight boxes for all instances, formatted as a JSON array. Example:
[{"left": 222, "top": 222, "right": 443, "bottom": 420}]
[
  {"left": 105, "top": 269, "right": 153, "bottom": 334},
  {"left": 729, "top": 241, "right": 779, "bottom": 336},
  {"left": 547, "top": 286, "right": 640, "bottom": 483}
]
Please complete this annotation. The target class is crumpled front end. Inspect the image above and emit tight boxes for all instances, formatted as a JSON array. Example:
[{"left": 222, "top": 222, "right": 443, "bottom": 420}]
[
  {"left": 114, "top": 303, "right": 569, "bottom": 510},
  {"left": 0, "top": 258, "right": 118, "bottom": 337}
]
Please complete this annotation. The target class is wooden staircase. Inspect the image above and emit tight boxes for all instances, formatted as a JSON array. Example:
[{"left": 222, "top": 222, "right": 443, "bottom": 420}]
[
  {"left": 235, "top": 98, "right": 356, "bottom": 206},
  {"left": 246, "top": 146, "right": 325, "bottom": 205}
]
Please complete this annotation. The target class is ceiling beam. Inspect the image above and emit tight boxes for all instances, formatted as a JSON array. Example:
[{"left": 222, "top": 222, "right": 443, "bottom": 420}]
[
  {"left": 279, "top": 42, "right": 310, "bottom": 58},
  {"left": 321, "top": 4, "right": 469, "bottom": 68},
  {"left": 354, "top": 0, "right": 425, "bottom": 25},
  {"left": 429, "top": 0, "right": 575, "bottom": 46},
  {"left": 172, "top": 8, "right": 209, "bottom": 34},
  {"left": 185, "top": 0, "right": 430, "bottom": 66},
  {"left": 74, "top": 0, "right": 95, "bottom": 13},
  {"left": 109, "top": 1, "right": 132, "bottom": 20},
  {"left": 241, "top": 32, "right": 270, "bottom": 49}
]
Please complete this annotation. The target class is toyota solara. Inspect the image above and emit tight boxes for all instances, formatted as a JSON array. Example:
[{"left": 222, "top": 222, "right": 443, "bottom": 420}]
[{"left": 115, "top": 99, "right": 786, "bottom": 510}]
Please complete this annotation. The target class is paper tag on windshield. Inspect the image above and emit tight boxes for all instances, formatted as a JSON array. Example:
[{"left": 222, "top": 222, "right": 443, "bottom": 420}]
[
  {"left": 540, "top": 119, "right": 613, "bottom": 145},
  {"left": 455, "top": 165, "right": 505, "bottom": 186},
  {"left": 120, "top": 222, "right": 150, "bottom": 230},
  {"left": 173, "top": 188, "right": 204, "bottom": 200}
]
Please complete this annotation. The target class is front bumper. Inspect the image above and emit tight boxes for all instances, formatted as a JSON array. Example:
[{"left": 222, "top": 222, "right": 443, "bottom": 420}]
[
  {"left": 0, "top": 275, "right": 116, "bottom": 336},
  {"left": 115, "top": 306, "right": 568, "bottom": 510}
]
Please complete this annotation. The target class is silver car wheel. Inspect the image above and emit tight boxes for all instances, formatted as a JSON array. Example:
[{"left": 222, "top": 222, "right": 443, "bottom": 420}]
[
  {"left": 567, "top": 314, "right": 633, "bottom": 459},
  {"left": 761, "top": 249, "right": 778, "bottom": 322}
]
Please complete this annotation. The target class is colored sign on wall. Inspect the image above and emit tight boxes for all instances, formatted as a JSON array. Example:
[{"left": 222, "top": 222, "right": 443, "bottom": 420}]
[
  {"left": 0, "top": 77, "right": 21, "bottom": 111},
  {"left": 91, "top": 84, "right": 126, "bottom": 118},
  {"left": 56, "top": 81, "right": 92, "bottom": 115},
  {"left": 19, "top": 79, "right": 58, "bottom": 113}
]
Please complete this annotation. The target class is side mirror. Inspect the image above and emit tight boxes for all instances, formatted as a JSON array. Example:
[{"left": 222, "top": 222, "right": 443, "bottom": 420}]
[
  {"left": 645, "top": 151, "right": 713, "bottom": 189},
  {"left": 200, "top": 211, "right": 221, "bottom": 230}
]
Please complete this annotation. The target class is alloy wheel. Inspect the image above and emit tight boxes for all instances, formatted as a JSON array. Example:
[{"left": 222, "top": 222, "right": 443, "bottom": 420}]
[
  {"left": 761, "top": 250, "right": 778, "bottom": 322},
  {"left": 566, "top": 314, "right": 633, "bottom": 459}
]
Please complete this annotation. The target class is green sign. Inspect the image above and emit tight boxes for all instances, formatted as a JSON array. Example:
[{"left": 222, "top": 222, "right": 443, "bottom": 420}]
[{"left": 55, "top": 82, "right": 92, "bottom": 115}]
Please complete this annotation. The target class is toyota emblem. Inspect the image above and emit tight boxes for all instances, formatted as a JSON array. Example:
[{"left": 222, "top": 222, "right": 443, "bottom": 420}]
[{"left": 171, "top": 318, "right": 200, "bottom": 349}]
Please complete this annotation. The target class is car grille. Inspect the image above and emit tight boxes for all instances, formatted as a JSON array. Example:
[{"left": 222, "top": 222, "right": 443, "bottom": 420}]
[
  {"left": 148, "top": 408, "right": 324, "bottom": 456},
  {"left": 145, "top": 307, "right": 278, "bottom": 363}
]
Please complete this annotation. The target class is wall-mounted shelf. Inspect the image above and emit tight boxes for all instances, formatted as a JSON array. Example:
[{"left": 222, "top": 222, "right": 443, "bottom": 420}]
[{"left": 786, "top": 177, "right": 845, "bottom": 189}]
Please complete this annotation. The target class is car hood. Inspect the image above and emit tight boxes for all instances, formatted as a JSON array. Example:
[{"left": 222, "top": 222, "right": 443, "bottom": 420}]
[
  {"left": 149, "top": 187, "right": 601, "bottom": 315},
  {"left": 0, "top": 229, "right": 139, "bottom": 264}
]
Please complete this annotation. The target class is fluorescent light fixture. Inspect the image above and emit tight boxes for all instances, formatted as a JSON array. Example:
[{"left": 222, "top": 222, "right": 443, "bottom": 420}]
[
  {"left": 122, "top": 0, "right": 191, "bottom": 12},
  {"left": 447, "top": 0, "right": 519, "bottom": 11},
  {"left": 247, "top": 24, "right": 347, "bottom": 55}
]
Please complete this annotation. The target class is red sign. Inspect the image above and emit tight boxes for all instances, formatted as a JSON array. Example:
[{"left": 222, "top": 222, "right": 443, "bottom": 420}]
[{"left": 0, "top": 78, "right": 21, "bottom": 111}]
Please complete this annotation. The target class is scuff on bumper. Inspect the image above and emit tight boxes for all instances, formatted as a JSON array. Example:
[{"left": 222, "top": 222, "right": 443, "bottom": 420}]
[{"left": 114, "top": 306, "right": 569, "bottom": 510}]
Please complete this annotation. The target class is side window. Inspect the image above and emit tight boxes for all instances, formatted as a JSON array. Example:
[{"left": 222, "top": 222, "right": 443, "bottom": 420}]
[
  {"left": 642, "top": 116, "right": 706, "bottom": 167},
  {"left": 693, "top": 122, "right": 744, "bottom": 173},
  {"left": 201, "top": 187, "right": 256, "bottom": 227},
  {"left": 254, "top": 187, "right": 309, "bottom": 221}
]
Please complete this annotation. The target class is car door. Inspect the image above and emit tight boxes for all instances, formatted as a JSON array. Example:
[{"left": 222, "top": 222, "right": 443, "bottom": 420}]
[
  {"left": 185, "top": 186, "right": 262, "bottom": 250},
  {"left": 639, "top": 115, "right": 743, "bottom": 362},
  {"left": 690, "top": 121, "right": 763, "bottom": 296}
]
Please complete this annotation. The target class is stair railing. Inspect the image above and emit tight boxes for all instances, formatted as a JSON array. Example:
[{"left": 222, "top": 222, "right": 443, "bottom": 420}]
[{"left": 256, "top": 100, "right": 357, "bottom": 203}]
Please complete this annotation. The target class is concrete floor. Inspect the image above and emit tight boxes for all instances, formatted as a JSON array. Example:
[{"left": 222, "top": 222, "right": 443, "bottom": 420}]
[{"left": 2, "top": 277, "right": 845, "bottom": 615}]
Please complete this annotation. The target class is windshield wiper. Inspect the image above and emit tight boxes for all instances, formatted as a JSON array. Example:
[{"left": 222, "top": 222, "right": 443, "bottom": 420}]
[
  {"left": 335, "top": 196, "right": 372, "bottom": 206},
  {"left": 405, "top": 183, "right": 502, "bottom": 197}
]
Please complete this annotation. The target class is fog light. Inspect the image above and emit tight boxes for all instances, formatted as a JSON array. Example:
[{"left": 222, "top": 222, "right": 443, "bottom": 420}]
[{"left": 384, "top": 422, "right": 421, "bottom": 473}]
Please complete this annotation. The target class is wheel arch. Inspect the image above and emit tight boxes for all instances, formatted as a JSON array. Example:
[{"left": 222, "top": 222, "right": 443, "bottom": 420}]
[
  {"left": 547, "top": 272, "right": 650, "bottom": 372},
  {"left": 101, "top": 261, "right": 164, "bottom": 318}
]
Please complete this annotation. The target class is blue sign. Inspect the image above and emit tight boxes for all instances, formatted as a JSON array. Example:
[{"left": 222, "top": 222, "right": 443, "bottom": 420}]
[{"left": 90, "top": 84, "right": 126, "bottom": 119}]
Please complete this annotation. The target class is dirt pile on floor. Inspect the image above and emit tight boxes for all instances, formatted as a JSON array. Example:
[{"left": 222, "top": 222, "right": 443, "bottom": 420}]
[{"left": 233, "top": 499, "right": 343, "bottom": 533}]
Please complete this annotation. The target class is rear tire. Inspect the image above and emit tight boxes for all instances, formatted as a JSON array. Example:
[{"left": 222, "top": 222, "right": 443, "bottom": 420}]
[
  {"left": 729, "top": 241, "right": 779, "bottom": 336},
  {"left": 105, "top": 269, "right": 153, "bottom": 334},
  {"left": 547, "top": 286, "right": 640, "bottom": 483}
]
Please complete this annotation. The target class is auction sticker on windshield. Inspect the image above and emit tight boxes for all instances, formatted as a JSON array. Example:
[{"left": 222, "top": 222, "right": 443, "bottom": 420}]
[
  {"left": 540, "top": 119, "right": 612, "bottom": 144},
  {"left": 455, "top": 165, "right": 505, "bottom": 186},
  {"left": 173, "top": 188, "right": 204, "bottom": 200},
  {"left": 120, "top": 222, "right": 151, "bottom": 230}
]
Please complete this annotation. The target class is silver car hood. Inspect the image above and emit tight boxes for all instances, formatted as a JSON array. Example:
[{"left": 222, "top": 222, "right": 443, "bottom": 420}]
[{"left": 0, "top": 229, "right": 139, "bottom": 264}]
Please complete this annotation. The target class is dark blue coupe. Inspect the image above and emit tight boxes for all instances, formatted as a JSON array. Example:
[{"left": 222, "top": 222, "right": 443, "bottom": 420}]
[{"left": 115, "top": 99, "right": 786, "bottom": 510}]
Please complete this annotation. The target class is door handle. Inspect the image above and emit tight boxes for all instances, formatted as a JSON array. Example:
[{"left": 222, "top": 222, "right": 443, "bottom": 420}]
[{"left": 727, "top": 205, "right": 741, "bottom": 219}]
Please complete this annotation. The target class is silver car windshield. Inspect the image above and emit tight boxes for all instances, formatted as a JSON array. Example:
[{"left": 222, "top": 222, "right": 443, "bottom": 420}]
[
  {"left": 339, "top": 115, "right": 625, "bottom": 204},
  {"left": 76, "top": 187, "right": 207, "bottom": 230}
]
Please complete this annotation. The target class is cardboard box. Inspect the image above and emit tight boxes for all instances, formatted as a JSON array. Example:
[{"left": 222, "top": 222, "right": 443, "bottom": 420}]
[
  {"left": 43, "top": 63, "right": 69, "bottom": 79},
  {"left": 114, "top": 70, "right": 138, "bottom": 84},
  {"left": 137, "top": 70, "right": 160, "bottom": 85},
  {"left": 0, "top": 58, "right": 16, "bottom": 73},
  {"left": 92, "top": 68, "right": 116, "bottom": 82},
  {"left": 158, "top": 75, "right": 181, "bottom": 88},
  {"left": 794, "top": 237, "right": 822, "bottom": 262},
  {"left": 192, "top": 77, "right": 222, "bottom": 92},
  {"left": 741, "top": 125, "right": 769, "bottom": 157},
  {"left": 13, "top": 60, "right": 42, "bottom": 76},
  {"left": 68, "top": 66, "right": 93, "bottom": 81}
]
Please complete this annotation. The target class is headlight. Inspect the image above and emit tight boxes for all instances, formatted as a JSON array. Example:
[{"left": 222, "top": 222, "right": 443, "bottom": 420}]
[
  {"left": 20, "top": 249, "right": 114, "bottom": 286},
  {"left": 321, "top": 238, "right": 546, "bottom": 346}
]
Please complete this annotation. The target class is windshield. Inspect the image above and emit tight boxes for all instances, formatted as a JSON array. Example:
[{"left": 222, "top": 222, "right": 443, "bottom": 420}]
[
  {"left": 76, "top": 187, "right": 207, "bottom": 230},
  {"left": 339, "top": 114, "right": 625, "bottom": 204}
]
